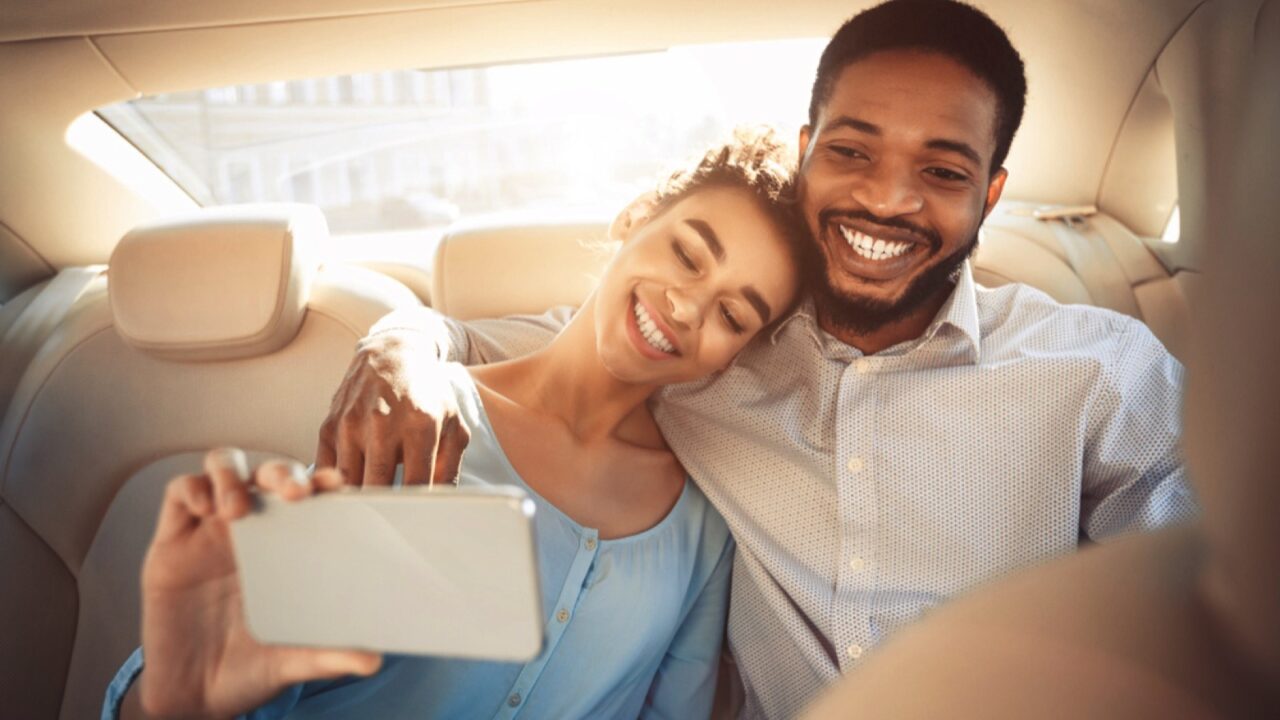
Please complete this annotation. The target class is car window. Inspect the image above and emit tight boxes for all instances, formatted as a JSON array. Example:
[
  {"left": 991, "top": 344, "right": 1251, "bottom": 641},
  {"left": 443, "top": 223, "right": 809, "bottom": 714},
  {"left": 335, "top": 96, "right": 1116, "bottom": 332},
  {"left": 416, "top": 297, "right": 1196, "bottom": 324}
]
[{"left": 97, "top": 39, "right": 826, "bottom": 265}]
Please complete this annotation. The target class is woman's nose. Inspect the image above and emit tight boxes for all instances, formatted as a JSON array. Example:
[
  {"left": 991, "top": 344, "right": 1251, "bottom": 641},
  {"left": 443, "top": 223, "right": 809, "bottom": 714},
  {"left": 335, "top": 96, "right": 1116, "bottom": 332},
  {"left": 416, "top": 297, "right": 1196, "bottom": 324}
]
[{"left": 667, "top": 287, "right": 702, "bottom": 329}]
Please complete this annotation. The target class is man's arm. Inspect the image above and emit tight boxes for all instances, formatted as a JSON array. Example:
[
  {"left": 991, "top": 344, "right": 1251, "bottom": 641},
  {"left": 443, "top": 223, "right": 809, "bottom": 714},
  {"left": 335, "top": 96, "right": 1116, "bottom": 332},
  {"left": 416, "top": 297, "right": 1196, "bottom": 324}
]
[
  {"left": 315, "top": 305, "right": 571, "bottom": 486},
  {"left": 1080, "top": 319, "right": 1197, "bottom": 540}
]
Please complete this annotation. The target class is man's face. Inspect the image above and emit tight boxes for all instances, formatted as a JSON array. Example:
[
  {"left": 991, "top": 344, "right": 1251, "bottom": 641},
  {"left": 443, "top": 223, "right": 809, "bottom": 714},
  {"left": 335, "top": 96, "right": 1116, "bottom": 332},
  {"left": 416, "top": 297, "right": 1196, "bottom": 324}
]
[{"left": 797, "top": 49, "right": 1007, "bottom": 333}]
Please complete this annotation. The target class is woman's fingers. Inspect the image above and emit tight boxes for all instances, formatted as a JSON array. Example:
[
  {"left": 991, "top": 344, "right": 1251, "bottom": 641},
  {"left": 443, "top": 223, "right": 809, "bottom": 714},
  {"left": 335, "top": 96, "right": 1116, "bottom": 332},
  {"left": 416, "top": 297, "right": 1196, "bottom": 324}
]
[
  {"left": 312, "top": 467, "right": 346, "bottom": 492},
  {"left": 206, "top": 448, "right": 254, "bottom": 520},
  {"left": 273, "top": 648, "right": 383, "bottom": 686},
  {"left": 153, "top": 474, "right": 214, "bottom": 543},
  {"left": 256, "top": 460, "right": 314, "bottom": 501}
]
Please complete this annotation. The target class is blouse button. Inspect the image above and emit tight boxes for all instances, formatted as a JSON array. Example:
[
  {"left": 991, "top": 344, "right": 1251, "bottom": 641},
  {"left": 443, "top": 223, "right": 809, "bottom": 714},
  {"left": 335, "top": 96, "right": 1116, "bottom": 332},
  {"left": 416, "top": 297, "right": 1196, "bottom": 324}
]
[{"left": 585, "top": 537, "right": 597, "bottom": 551}]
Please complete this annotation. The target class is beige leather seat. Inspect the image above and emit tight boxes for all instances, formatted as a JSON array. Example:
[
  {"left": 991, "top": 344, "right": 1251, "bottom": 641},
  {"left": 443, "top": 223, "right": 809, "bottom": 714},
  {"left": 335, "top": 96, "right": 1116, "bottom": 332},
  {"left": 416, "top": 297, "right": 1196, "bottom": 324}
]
[
  {"left": 0, "top": 204, "right": 419, "bottom": 719},
  {"left": 431, "top": 205, "right": 1191, "bottom": 361},
  {"left": 974, "top": 202, "right": 1195, "bottom": 362}
]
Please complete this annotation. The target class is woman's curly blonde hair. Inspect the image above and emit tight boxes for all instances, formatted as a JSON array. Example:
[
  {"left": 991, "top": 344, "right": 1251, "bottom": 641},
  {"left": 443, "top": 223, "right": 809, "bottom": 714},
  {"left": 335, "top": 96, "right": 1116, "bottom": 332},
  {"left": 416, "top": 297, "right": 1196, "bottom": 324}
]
[{"left": 650, "top": 125, "right": 799, "bottom": 215}]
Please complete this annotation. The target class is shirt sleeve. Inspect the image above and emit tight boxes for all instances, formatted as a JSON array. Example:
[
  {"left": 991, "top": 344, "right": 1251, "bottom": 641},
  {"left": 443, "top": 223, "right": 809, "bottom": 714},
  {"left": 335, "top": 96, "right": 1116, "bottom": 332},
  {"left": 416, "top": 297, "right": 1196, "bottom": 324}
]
[
  {"left": 98, "top": 646, "right": 323, "bottom": 720},
  {"left": 100, "top": 647, "right": 145, "bottom": 720},
  {"left": 367, "top": 305, "right": 572, "bottom": 364},
  {"left": 453, "top": 307, "right": 575, "bottom": 364},
  {"left": 1080, "top": 318, "right": 1197, "bottom": 540},
  {"left": 640, "top": 538, "right": 734, "bottom": 720}
]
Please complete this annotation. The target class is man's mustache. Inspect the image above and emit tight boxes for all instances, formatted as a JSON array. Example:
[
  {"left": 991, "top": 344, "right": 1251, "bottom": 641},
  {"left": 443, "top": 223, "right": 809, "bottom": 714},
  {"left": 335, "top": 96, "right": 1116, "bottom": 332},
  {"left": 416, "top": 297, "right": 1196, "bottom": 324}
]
[{"left": 817, "top": 208, "right": 942, "bottom": 251}]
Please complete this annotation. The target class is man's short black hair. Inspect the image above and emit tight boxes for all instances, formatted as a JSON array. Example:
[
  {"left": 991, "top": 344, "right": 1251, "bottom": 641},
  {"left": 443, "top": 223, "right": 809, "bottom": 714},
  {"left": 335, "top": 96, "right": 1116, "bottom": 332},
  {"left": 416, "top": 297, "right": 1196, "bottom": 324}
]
[{"left": 808, "top": 0, "right": 1027, "bottom": 173}]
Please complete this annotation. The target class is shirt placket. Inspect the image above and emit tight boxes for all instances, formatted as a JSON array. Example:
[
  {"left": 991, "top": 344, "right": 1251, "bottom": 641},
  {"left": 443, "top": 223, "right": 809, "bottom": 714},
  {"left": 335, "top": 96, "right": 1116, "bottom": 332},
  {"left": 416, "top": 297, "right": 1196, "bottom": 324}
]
[
  {"left": 491, "top": 529, "right": 600, "bottom": 719},
  {"left": 833, "top": 355, "right": 879, "bottom": 671}
]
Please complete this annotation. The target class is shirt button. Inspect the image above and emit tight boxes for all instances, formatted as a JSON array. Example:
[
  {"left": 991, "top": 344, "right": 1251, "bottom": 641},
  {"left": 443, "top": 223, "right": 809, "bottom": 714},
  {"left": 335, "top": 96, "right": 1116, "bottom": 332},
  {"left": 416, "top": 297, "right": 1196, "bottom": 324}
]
[
  {"left": 508, "top": 693, "right": 522, "bottom": 707},
  {"left": 849, "top": 557, "right": 866, "bottom": 571},
  {"left": 846, "top": 456, "right": 864, "bottom": 473},
  {"left": 854, "top": 358, "right": 871, "bottom": 374},
  {"left": 847, "top": 644, "right": 863, "bottom": 659},
  {"left": 585, "top": 537, "right": 597, "bottom": 551},
  {"left": 556, "top": 608, "right": 570, "bottom": 623}
]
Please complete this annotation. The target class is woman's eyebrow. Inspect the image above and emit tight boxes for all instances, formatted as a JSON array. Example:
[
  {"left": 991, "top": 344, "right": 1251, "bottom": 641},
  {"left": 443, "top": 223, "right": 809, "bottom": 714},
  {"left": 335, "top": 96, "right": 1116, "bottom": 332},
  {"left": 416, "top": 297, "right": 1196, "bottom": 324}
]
[
  {"left": 742, "top": 286, "right": 772, "bottom": 325},
  {"left": 684, "top": 219, "right": 725, "bottom": 262}
]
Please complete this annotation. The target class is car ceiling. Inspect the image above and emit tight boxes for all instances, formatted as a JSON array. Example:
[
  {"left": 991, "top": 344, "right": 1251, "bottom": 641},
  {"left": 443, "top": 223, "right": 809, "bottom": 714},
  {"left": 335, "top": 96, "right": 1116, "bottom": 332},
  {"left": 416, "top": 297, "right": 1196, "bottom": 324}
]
[{"left": 0, "top": 0, "right": 1207, "bottom": 271}]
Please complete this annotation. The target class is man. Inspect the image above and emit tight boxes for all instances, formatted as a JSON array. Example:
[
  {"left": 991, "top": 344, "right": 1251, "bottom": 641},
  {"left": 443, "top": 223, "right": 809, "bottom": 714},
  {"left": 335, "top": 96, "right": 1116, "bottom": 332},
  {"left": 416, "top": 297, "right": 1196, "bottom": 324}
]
[{"left": 318, "top": 1, "right": 1194, "bottom": 716}]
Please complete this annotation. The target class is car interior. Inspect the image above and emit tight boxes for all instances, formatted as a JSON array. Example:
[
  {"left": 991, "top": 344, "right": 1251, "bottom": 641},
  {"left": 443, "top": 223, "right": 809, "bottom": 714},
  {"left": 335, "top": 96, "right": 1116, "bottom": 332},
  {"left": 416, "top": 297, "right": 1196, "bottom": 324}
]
[{"left": 0, "top": 0, "right": 1274, "bottom": 717}]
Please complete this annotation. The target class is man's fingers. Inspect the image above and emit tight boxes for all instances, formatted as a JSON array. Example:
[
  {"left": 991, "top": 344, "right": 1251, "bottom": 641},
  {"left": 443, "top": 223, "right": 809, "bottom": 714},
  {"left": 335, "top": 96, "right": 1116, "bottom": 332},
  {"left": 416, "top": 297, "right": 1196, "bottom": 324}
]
[
  {"left": 400, "top": 428, "right": 438, "bottom": 486},
  {"left": 361, "top": 433, "right": 399, "bottom": 487},
  {"left": 432, "top": 418, "right": 470, "bottom": 486},
  {"left": 315, "top": 370, "right": 355, "bottom": 468},
  {"left": 154, "top": 474, "right": 213, "bottom": 542},
  {"left": 275, "top": 648, "right": 383, "bottom": 686},
  {"left": 205, "top": 448, "right": 253, "bottom": 520},
  {"left": 314, "top": 427, "right": 337, "bottom": 470},
  {"left": 335, "top": 430, "right": 365, "bottom": 488}
]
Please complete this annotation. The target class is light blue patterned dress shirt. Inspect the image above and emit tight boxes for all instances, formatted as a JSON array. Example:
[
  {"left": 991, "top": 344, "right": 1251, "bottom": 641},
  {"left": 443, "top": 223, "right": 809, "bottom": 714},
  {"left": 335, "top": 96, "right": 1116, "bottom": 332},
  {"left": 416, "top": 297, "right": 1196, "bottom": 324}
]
[
  {"left": 441, "top": 263, "right": 1195, "bottom": 718},
  {"left": 103, "top": 363, "right": 732, "bottom": 720}
]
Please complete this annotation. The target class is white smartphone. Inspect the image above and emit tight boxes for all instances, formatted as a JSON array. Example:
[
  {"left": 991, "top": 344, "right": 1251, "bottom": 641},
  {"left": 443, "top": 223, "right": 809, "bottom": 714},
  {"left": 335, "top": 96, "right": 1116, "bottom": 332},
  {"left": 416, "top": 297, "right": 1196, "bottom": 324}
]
[{"left": 230, "top": 484, "right": 543, "bottom": 661}]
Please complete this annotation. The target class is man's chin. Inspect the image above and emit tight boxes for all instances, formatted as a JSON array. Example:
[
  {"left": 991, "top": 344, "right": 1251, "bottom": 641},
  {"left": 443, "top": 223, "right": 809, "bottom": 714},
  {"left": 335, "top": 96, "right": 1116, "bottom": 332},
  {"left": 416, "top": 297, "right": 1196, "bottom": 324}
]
[
  {"left": 814, "top": 287, "right": 918, "bottom": 335},
  {"left": 812, "top": 236, "right": 977, "bottom": 335}
]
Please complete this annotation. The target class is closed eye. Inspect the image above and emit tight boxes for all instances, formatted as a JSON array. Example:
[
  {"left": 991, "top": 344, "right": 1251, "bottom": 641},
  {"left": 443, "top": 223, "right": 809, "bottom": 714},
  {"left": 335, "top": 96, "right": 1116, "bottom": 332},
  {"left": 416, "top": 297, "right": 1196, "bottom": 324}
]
[
  {"left": 672, "top": 240, "right": 697, "bottom": 271},
  {"left": 721, "top": 304, "right": 745, "bottom": 334}
]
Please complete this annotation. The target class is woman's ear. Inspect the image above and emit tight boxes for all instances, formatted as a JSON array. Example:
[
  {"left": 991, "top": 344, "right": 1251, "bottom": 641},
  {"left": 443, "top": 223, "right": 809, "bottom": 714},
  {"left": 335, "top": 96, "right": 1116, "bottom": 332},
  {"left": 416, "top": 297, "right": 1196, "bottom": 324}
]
[{"left": 609, "top": 192, "right": 659, "bottom": 242}]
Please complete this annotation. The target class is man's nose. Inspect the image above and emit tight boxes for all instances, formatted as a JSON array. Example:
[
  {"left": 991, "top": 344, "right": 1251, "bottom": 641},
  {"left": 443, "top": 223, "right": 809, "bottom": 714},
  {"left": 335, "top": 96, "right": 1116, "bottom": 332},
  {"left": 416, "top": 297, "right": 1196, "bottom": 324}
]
[
  {"left": 850, "top": 160, "right": 924, "bottom": 217},
  {"left": 667, "top": 287, "right": 703, "bottom": 329}
]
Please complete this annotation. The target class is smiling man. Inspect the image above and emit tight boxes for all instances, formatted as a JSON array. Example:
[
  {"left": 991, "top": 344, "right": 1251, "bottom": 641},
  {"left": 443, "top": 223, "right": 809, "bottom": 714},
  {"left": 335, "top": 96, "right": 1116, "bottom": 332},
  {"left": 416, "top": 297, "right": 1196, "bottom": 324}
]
[{"left": 316, "top": 1, "right": 1194, "bottom": 717}]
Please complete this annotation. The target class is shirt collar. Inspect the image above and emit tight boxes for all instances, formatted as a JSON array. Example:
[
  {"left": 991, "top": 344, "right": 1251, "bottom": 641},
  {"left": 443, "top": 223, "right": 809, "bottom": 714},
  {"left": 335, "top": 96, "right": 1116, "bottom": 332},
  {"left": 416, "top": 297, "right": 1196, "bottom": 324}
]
[
  {"left": 922, "top": 260, "right": 982, "bottom": 363},
  {"left": 767, "top": 260, "right": 982, "bottom": 364}
]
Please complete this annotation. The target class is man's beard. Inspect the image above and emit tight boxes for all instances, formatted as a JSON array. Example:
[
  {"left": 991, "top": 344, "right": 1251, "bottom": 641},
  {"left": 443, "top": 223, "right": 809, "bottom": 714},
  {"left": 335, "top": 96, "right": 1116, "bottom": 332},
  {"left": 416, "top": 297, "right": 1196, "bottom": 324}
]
[{"left": 811, "top": 224, "right": 980, "bottom": 336}]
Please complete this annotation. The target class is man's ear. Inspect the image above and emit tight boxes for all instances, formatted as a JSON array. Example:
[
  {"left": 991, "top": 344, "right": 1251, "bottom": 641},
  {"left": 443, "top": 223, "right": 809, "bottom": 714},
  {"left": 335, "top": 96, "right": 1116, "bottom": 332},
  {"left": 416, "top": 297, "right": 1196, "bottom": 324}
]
[
  {"left": 982, "top": 167, "right": 1008, "bottom": 218},
  {"left": 609, "top": 191, "right": 659, "bottom": 242},
  {"left": 798, "top": 125, "right": 814, "bottom": 162}
]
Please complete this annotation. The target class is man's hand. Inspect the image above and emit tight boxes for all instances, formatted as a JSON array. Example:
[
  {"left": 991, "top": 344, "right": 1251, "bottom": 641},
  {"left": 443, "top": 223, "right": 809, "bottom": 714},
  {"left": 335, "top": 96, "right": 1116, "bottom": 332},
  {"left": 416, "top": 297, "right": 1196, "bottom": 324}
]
[
  {"left": 133, "top": 449, "right": 382, "bottom": 719},
  {"left": 316, "top": 330, "right": 471, "bottom": 486}
]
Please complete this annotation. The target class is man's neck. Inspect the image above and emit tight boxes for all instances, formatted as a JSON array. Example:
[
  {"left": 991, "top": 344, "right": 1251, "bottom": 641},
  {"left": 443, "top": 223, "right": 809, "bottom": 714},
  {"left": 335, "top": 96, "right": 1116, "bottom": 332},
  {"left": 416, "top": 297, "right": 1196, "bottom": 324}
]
[{"left": 816, "top": 288, "right": 951, "bottom": 356}]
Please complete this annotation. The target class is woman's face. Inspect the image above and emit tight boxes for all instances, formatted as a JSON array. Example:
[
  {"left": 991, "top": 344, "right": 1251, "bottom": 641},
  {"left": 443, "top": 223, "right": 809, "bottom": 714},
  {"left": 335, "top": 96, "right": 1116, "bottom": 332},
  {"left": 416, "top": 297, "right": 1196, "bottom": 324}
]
[{"left": 594, "top": 185, "right": 801, "bottom": 386}]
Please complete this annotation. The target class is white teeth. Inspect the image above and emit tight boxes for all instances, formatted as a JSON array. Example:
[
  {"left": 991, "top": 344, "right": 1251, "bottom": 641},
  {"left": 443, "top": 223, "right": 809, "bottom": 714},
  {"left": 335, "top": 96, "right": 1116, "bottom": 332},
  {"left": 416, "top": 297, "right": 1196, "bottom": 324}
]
[
  {"left": 840, "top": 225, "right": 912, "bottom": 261},
  {"left": 633, "top": 301, "right": 675, "bottom": 354}
]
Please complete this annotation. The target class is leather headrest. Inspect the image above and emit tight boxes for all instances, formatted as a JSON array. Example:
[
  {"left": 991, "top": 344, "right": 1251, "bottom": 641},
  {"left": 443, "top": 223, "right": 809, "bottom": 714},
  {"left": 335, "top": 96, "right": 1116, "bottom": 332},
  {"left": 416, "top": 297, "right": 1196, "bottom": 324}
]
[
  {"left": 432, "top": 214, "right": 611, "bottom": 320},
  {"left": 109, "top": 204, "right": 324, "bottom": 361}
]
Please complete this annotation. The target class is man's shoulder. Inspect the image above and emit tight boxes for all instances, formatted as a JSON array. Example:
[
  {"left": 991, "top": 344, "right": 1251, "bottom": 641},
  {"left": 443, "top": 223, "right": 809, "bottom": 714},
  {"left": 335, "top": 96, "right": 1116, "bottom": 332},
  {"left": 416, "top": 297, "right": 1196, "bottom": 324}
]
[{"left": 976, "top": 281, "right": 1155, "bottom": 357}]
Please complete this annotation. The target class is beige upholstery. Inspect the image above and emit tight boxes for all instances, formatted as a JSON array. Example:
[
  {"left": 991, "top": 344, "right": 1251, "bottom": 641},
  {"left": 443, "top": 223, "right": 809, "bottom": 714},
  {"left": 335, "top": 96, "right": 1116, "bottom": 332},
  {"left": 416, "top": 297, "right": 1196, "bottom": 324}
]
[
  {"left": 431, "top": 216, "right": 612, "bottom": 321},
  {"left": 431, "top": 204, "right": 1192, "bottom": 360},
  {"left": 0, "top": 206, "right": 419, "bottom": 719},
  {"left": 109, "top": 204, "right": 323, "bottom": 361}
]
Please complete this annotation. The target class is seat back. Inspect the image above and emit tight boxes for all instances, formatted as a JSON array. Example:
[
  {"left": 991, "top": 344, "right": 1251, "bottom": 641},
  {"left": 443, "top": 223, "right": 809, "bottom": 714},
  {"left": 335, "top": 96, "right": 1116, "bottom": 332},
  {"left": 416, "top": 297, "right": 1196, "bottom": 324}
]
[{"left": 0, "top": 204, "right": 419, "bottom": 719}]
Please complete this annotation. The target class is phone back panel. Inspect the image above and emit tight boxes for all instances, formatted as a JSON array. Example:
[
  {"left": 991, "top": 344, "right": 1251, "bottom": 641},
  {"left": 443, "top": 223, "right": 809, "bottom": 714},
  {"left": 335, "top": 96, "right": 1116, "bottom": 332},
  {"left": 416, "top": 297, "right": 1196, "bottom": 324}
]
[{"left": 231, "top": 485, "right": 543, "bottom": 661}]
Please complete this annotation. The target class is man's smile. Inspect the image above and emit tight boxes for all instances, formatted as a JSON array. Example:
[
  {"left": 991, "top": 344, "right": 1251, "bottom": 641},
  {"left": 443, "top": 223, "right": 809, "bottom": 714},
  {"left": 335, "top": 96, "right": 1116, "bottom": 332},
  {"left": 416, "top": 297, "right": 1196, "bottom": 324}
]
[{"left": 823, "top": 216, "right": 936, "bottom": 283}]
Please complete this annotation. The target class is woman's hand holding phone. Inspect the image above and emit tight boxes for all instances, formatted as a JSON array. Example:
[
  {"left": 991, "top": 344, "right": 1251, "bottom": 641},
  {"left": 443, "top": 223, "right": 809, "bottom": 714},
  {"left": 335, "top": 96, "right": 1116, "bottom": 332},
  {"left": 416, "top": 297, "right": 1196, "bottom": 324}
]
[{"left": 128, "top": 449, "right": 382, "bottom": 719}]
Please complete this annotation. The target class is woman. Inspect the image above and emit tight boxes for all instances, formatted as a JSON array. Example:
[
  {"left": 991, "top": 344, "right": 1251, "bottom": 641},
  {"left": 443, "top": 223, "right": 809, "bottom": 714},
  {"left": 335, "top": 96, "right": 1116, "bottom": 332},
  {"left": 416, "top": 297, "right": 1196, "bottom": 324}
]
[{"left": 106, "top": 127, "right": 806, "bottom": 720}]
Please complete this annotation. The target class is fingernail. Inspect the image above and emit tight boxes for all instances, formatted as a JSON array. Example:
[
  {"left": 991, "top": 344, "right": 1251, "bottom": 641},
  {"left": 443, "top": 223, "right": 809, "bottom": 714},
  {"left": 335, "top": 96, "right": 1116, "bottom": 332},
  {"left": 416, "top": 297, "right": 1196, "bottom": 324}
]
[
  {"left": 288, "top": 461, "right": 309, "bottom": 486},
  {"left": 218, "top": 448, "right": 250, "bottom": 481}
]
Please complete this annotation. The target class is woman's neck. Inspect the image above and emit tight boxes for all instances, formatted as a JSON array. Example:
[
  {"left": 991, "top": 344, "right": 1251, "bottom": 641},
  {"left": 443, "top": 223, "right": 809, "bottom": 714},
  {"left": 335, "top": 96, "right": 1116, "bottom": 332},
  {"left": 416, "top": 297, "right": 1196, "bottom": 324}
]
[{"left": 482, "top": 299, "right": 658, "bottom": 442}]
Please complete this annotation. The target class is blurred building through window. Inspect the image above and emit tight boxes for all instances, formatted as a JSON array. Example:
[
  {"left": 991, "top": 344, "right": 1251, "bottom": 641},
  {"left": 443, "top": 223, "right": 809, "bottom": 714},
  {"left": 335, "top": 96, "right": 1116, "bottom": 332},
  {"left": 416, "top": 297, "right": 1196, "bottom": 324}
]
[{"left": 97, "top": 40, "right": 825, "bottom": 265}]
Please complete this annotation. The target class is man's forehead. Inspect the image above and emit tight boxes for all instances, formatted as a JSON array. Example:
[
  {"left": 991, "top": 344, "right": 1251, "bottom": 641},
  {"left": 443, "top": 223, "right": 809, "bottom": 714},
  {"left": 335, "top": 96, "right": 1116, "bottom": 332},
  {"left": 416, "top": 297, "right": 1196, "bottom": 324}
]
[{"left": 818, "top": 50, "right": 998, "bottom": 153}]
